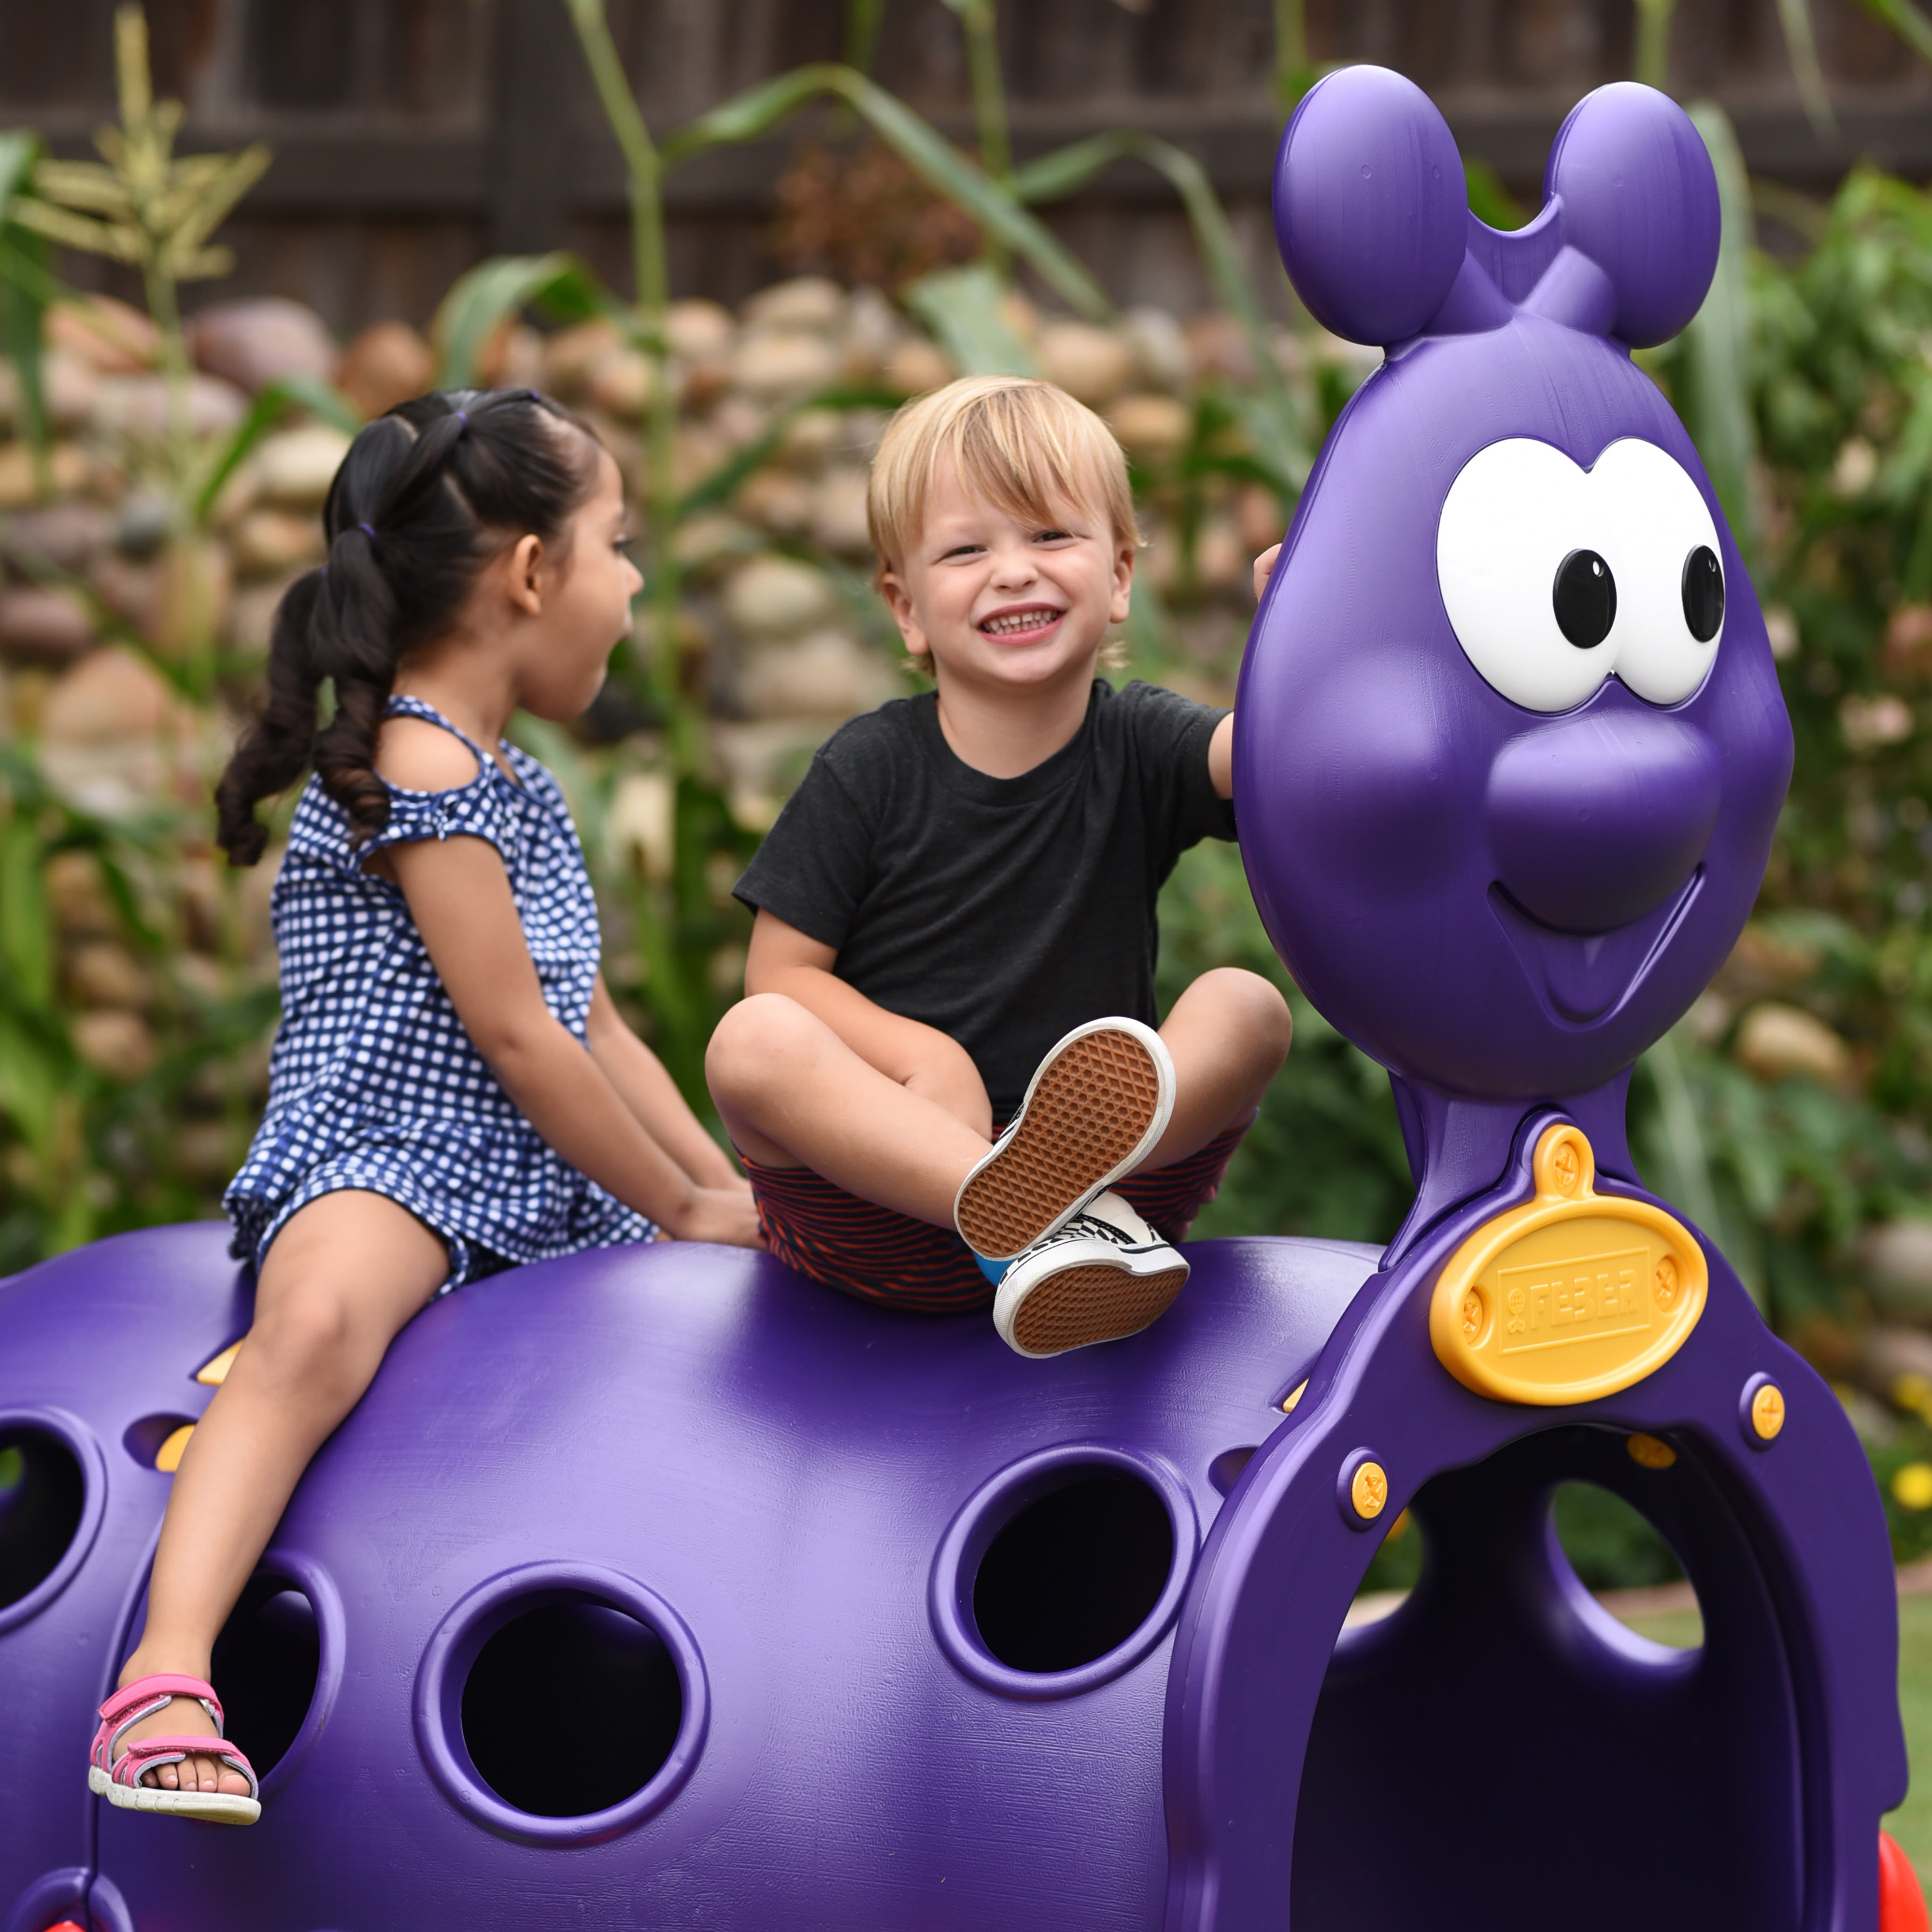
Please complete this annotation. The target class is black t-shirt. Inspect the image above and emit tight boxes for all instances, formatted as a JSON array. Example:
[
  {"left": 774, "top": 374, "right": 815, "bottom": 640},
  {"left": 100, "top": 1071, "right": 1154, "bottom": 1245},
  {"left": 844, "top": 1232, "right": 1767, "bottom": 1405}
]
[{"left": 733, "top": 679, "right": 1236, "bottom": 1120}]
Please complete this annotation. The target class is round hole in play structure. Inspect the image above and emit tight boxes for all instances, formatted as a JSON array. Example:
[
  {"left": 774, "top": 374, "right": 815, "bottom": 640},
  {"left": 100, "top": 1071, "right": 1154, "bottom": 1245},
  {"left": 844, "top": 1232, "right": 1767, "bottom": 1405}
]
[
  {"left": 0, "top": 1426, "right": 85, "bottom": 1614},
  {"left": 971, "top": 1470, "right": 1175, "bottom": 1675},
  {"left": 210, "top": 1574, "right": 323, "bottom": 1779},
  {"left": 461, "top": 1598, "right": 683, "bottom": 1819},
  {"left": 1551, "top": 1479, "right": 1702, "bottom": 1648}
]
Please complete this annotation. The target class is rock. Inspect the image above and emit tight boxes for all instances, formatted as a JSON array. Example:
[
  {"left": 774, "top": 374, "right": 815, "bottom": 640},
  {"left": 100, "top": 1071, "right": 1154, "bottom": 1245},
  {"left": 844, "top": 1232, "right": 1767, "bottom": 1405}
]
[
  {"left": 187, "top": 297, "right": 337, "bottom": 394},
  {"left": 227, "top": 574, "right": 302, "bottom": 657},
  {"left": 1865, "top": 1221, "right": 1932, "bottom": 1322},
  {"left": 811, "top": 466, "right": 874, "bottom": 559},
  {"left": 586, "top": 348, "right": 656, "bottom": 421},
  {"left": 89, "top": 554, "right": 160, "bottom": 631},
  {"left": 42, "top": 645, "right": 177, "bottom": 743},
  {"left": 476, "top": 322, "right": 544, "bottom": 390},
  {"left": 775, "top": 408, "right": 846, "bottom": 472},
  {"left": 1764, "top": 605, "right": 1801, "bottom": 662},
  {"left": 71, "top": 1008, "right": 156, "bottom": 1081},
  {"left": 0, "top": 443, "right": 89, "bottom": 509},
  {"left": 0, "top": 586, "right": 94, "bottom": 663},
  {"left": 66, "top": 939, "right": 152, "bottom": 1010},
  {"left": 540, "top": 320, "right": 625, "bottom": 399},
  {"left": 44, "top": 850, "right": 117, "bottom": 937},
  {"left": 114, "top": 489, "right": 176, "bottom": 559},
  {"left": 1718, "top": 924, "right": 1823, "bottom": 1000},
  {"left": 233, "top": 509, "right": 326, "bottom": 577},
  {"left": 730, "top": 330, "right": 842, "bottom": 405},
  {"left": 667, "top": 300, "right": 737, "bottom": 362},
  {"left": 171, "top": 1118, "right": 240, "bottom": 1185},
  {"left": 672, "top": 424, "right": 730, "bottom": 495},
  {"left": 736, "top": 469, "right": 814, "bottom": 539},
  {"left": 736, "top": 630, "right": 897, "bottom": 720},
  {"left": 41, "top": 349, "right": 101, "bottom": 432},
  {"left": 1733, "top": 1002, "right": 1850, "bottom": 1086},
  {"left": 670, "top": 512, "right": 756, "bottom": 577},
  {"left": 1840, "top": 692, "right": 1915, "bottom": 753},
  {"left": 46, "top": 297, "right": 157, "bottom": 373},
  {"left": 1121, "top": 307, "right": 1190, "bottom": 393},
  {"left": 254, "top": 425, "right": 354, "bottom": 511},
  {"left": 607, "top": 770, "right": 675, "bottom": 881},
  {"left": 1831, "top": 436, "right": 1878, "bottom": 499},
  {"left": 6, "top": 502, "right": 113, "bottom": 574},
  {"left": 840, "top": 288, "right": 901, "bottom": 384},
  {"left": 1037, "top": 322, "right": 1136, "bottom": 408},
  {"left": 1106, "top": 393, "right": 1191, "bottom": 468},
  {"left": 1234, "top": 483, "right": 1284, "bottom": 556},
  {"left": 722, "top": 555, "right": 840, "bottom": 641},
  {"left": 742, "top": 277, "right": 846, "bottom": 334},
  {"left": 880, "top": 338, "right": 953, "bottom": 399},
  {"left": 1184, "top": 312, "right": 1254, "bottom": 385},
  {"left": 94, "top": 373, "right": 249, "bottom": 442},
  {"left": 1856, "top": 1324, "right": 1932, "bottom": 1414},
  {"left": 1194, "top": 516, "right": 1247, "bottom": 599},
  {"left": 336, "top": 321, "right": 435, "bottom": 418},
  {"left": 1886, "top": 604, "right": 1932, "bottom": 680}
]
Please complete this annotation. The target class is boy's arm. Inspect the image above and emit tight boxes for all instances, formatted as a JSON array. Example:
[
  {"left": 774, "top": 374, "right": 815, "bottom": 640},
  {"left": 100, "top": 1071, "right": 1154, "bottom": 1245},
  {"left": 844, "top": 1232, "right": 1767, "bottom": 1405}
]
[
  {"left": 745, "top": 909, "right": 992, "bottom": 1136},
  {"left": 1210, "top": 540, "right": 1283, "bottom": 800}
]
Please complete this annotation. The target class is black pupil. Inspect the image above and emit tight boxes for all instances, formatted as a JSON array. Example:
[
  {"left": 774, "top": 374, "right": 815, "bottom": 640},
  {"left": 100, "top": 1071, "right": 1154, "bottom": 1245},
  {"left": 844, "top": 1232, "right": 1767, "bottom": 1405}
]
[
  {"left": 1682, "top": 545, "right": 1723, "bottom": 641},
  {"left": 1552, "top": 549, "right": 1616, "bottom": 649}
]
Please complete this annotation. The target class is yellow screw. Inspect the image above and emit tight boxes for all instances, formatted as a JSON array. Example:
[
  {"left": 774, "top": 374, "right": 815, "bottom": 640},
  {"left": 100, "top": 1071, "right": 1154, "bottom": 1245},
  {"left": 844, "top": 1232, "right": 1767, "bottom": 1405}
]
[
  {"left": 1550, "top": 1138, "right": 1581, "bottom": 1195},
  {"left": 1351, "top": 1460, "right": 1388, "bottom": 1521},
  {"left": 1281, "top": 1380, "right": 1308, "bottom": 1414},
  {"left": 1460, "top": 1287, "right": 1485, "bottom": 1342},
  {"left": 1654, "top": 1254, "right": 1680, "bottom": 1311},
  {"left": 1751, "top": 1382, "right": 1786, "bottom": 1442},
  {"left": 1627, "top": 1432, "right": 1677, "bottom": 1470}
]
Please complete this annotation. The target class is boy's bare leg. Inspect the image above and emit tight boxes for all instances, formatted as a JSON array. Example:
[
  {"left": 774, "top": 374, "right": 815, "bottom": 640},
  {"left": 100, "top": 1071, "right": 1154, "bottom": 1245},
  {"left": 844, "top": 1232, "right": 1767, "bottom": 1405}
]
[
  {"left": 110, "top": 1191, "right": 448, "bottom": 1794},
  {"left": 708, "top": 994, "right": 994, "bottom": 1227},
  {"left": 1143, "top": 967, "right": 1293, "bottom": 1172}
]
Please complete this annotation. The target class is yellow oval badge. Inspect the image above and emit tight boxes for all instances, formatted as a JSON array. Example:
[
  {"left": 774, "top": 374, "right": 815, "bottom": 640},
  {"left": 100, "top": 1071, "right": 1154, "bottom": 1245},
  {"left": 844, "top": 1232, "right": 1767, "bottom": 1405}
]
[{"left": 1430, "top": 1124, "right": 1706, "bottom": 1406}]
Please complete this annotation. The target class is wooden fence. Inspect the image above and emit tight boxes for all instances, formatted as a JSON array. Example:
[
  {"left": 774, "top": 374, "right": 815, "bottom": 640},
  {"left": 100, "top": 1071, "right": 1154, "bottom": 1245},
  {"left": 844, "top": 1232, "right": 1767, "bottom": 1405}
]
[{"left": 3, "top": 0, "right": 1929, "bottom": 330}]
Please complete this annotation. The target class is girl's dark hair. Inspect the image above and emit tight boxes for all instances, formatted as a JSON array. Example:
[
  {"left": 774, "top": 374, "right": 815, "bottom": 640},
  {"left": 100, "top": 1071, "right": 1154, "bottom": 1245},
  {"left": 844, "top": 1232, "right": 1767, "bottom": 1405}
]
[{"left": 215, "top": 387, "right": 601, "bottom": 865}]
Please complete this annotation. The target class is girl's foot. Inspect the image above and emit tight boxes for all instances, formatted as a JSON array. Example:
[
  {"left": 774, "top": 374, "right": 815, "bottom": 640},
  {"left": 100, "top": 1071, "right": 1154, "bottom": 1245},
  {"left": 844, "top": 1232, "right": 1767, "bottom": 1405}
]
[
  {"left": 954, "top": 1019, "right": 1175, "bottom": 1261},
  {"left": 991, "top": 1191, "right": 1191, "bottom": 1358},
  {"left": 94, "top": 1668, "right": 258, "bottom": 1815}
]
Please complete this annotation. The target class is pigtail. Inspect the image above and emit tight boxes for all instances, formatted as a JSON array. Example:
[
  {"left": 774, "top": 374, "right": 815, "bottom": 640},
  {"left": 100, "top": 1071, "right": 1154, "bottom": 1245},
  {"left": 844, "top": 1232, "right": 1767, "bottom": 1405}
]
[{"left": 213, "top": 390, "right": 601, "bottom": 864}]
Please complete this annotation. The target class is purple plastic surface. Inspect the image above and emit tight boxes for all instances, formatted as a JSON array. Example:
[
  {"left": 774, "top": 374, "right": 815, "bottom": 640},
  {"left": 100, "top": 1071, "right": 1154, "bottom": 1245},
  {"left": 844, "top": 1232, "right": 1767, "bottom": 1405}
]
[{"left": 0, "top": 65, "right": 1905, "bottom": 1932}]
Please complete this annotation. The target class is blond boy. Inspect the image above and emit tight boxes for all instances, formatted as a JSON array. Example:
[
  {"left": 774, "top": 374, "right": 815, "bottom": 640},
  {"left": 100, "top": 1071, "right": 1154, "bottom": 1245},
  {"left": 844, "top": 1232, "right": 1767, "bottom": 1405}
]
[{"left": 706, "top": 376, "right": 1290, "bottom": 1355}]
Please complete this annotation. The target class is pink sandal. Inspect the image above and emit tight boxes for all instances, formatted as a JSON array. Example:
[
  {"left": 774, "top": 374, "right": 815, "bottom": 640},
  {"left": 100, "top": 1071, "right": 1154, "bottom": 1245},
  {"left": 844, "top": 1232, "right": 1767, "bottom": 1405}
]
[{"left": 88, "top": 1673, "right": 261, "bottom": 1824}]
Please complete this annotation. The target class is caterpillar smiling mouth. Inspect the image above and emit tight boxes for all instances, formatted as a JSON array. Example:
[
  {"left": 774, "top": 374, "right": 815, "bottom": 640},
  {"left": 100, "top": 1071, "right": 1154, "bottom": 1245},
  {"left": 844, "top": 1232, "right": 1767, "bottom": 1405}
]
[{"left": 1489, "top": 868, "right": 1705, "bottom": 1026}]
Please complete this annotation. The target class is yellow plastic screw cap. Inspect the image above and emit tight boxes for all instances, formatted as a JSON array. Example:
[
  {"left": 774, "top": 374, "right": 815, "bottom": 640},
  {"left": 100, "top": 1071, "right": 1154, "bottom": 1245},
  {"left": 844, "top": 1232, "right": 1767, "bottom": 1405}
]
[
  {"left": 1626, "top": 1432, "right": 1677, "bottom": 1470},
  {"left": 1751, "top": 1382, "right": 1786, "bottom": 1442},
  {"left": 1350, "top": 1460, "right": 1388, "bottom": 1521}
]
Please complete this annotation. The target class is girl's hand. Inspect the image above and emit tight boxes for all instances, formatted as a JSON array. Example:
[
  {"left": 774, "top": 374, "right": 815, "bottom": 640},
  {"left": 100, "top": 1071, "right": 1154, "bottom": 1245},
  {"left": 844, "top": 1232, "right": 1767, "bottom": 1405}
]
[
  {"left": 668, "top": 1186, "right": 766, "bottom": 1249},
  {"left": 1252, "top": 542, "right": 1282, "bottom": 605}
]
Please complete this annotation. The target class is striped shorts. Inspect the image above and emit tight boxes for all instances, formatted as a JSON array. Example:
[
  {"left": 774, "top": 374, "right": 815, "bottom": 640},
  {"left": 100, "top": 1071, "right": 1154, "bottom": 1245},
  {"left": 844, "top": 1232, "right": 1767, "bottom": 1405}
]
[{"left": 743, "top": 1120, "right": 1249, "bottom": 1316}]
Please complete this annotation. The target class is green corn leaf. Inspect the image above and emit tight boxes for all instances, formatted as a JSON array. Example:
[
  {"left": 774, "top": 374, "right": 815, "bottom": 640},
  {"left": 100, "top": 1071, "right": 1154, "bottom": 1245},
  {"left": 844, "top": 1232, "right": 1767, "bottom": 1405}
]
[
  {"left": 1682, "top": 101, "right": 1759, "bottom": 568},
  {"left": 902, "top": 262, "right": 1040, "bottom": 377},
  {"left": 1848, "top": 0, "right": 1932, "bottom": 64},
  {"left": 0, "top": 820, "right": 54, "bottom": 1016},
  {"left": 660, "top": 65, "right": 1112, "bottom": 322},
  {"left": 0, "top": 133, "right": 51, "bottom": 479},
  {"left": 0, "top": 1011, "right": 58, "bottom": 1160},
  {"left": 192, "top": 372, "right": 363, "bottom": 524},
  {"left": 9, "top": 197, "right": 142, "bottom": 264},
  {"left": 1014, "top": 129, "right": 1309, "bottom": 490},
  {"left": 1772, "top": 0, "right": 1838, "bottom": 139},
  {"left": 30, "top": 159, "right": 133, "bottom": 218},
  {"left": 432, "top": 251, "right": 612, "bottom": 388}
]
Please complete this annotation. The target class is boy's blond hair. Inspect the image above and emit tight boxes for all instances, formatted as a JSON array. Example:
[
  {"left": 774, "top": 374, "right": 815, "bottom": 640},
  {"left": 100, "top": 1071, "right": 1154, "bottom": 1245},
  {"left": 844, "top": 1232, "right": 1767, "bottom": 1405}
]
[{"left": 866, "top": 375, "right": 1138, "bottom": 585}]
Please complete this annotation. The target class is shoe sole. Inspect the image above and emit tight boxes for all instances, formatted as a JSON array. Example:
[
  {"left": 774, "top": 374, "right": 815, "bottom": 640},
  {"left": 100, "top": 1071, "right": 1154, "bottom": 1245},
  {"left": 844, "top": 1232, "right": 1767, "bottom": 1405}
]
[
  {"left": 89, "top": 1761, "right": 261, "bottom": 1824},
  {"left": 1004, "top": 1258, "right": 1190, "bottom": 1358},
  {"left": 955, "top": 1022, "right": 1173, "bottom": 1260}
]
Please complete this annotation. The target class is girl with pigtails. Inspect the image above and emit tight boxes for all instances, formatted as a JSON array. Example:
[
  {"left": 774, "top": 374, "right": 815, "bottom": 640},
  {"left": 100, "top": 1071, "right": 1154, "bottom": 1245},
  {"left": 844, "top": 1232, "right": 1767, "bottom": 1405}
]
[{"left": 87, "top": 389, "right": 761, "bottom": 1826}]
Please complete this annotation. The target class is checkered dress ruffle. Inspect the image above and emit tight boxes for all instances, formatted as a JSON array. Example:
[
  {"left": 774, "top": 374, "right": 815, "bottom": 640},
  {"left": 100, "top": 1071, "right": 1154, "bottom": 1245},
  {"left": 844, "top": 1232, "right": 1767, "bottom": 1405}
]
[{"left": 225, "top": 696, "right": 655, "bottom": 1288}]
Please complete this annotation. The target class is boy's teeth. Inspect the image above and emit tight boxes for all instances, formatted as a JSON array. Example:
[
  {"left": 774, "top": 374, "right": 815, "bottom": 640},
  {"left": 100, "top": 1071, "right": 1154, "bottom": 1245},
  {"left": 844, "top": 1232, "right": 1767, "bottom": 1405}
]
[{"left": 983, "top": 610, "right": 1053, "bottom": 634}]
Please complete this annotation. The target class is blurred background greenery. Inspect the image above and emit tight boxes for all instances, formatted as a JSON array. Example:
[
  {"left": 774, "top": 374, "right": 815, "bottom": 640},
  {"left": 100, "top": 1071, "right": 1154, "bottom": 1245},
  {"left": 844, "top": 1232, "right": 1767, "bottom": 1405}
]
[{"left": 0, "top": 0, "right": 1929, "bottom": 1598}]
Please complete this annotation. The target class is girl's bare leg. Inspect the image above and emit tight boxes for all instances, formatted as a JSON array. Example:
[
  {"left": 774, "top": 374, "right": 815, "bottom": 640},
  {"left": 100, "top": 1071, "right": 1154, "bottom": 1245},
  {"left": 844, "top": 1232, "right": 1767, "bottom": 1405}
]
[
  {"left": 1142, "top": 967, "right": 1293, "bottom": 1171},
  {"left": 708, "top": 994, "right": 994, "bottom": 1227},
  {"left": 111, "top": 1191, "right": 448, "bottom": 1794}
]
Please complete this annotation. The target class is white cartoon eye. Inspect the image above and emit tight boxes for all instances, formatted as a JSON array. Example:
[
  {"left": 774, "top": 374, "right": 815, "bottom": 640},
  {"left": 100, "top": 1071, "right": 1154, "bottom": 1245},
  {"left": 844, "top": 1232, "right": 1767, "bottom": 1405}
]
[
  {"left": 1435, "top": 440, "right": 1619, "bottom": 713},
  {"left": 1586, "top": 439, "right": 1723, "bottom": 706},
  {"left": 1437, "top": 437, "right": 1724, "bottom": 713}
]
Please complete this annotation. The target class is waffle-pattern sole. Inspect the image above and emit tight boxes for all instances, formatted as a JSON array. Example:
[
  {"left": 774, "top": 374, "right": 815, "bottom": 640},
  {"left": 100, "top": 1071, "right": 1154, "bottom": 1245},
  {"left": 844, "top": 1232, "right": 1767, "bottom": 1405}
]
[
  {"left": 956, "top": 1027, "right": 1167, "bottom": 1259},
  {"left": 1007, "top": 1260, "right": 1190, "bottom": 1358},
  {"left": 89, "top": 1761, "right": 261, "bottom": 1824}
]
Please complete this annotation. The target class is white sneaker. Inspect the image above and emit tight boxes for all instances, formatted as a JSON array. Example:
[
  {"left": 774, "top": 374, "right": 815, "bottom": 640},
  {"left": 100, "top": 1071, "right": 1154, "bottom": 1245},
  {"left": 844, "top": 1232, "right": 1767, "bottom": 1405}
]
[
  {"left": 954, "top": 1018, "right": 1175, "bottom": 1262},
  {"left": 992, "top": 1192, "right": 1191, "bottom": 1359}
]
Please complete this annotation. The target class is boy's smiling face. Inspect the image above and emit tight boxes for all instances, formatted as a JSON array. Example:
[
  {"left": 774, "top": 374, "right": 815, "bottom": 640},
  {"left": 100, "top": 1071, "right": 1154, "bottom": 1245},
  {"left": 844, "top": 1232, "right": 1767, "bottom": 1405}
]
[{"left": 879, "top": 463, "right": 1135, "bottom": 696}]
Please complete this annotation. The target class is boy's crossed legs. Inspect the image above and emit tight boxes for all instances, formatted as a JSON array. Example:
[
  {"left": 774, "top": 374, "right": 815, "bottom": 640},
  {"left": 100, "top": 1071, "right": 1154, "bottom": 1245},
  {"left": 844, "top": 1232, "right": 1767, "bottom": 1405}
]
[{"left": 708, "top": 967, "right": 1291, "bottom": 1347}]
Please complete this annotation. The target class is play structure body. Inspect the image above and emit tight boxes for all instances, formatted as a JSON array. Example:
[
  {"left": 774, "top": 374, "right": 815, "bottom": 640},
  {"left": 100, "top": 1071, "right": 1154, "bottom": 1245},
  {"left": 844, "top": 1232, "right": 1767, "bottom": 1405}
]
[{"left": 0, "top": 65, "right": 1917, "bottom": 1932}]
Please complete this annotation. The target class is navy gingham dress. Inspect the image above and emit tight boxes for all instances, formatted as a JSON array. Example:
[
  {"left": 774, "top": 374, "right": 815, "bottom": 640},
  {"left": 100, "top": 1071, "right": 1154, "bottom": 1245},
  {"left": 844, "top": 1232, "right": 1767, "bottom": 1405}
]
[{"left": 225, "top": 696, "right": 656, "bottom": 1287}]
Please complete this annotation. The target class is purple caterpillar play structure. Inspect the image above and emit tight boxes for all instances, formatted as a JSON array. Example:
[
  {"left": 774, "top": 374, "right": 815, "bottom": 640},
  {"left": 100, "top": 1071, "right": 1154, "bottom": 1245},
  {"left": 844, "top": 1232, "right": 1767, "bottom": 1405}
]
[{"left": 2, "top": 68, "right": 1924, "bottom": 1932}]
